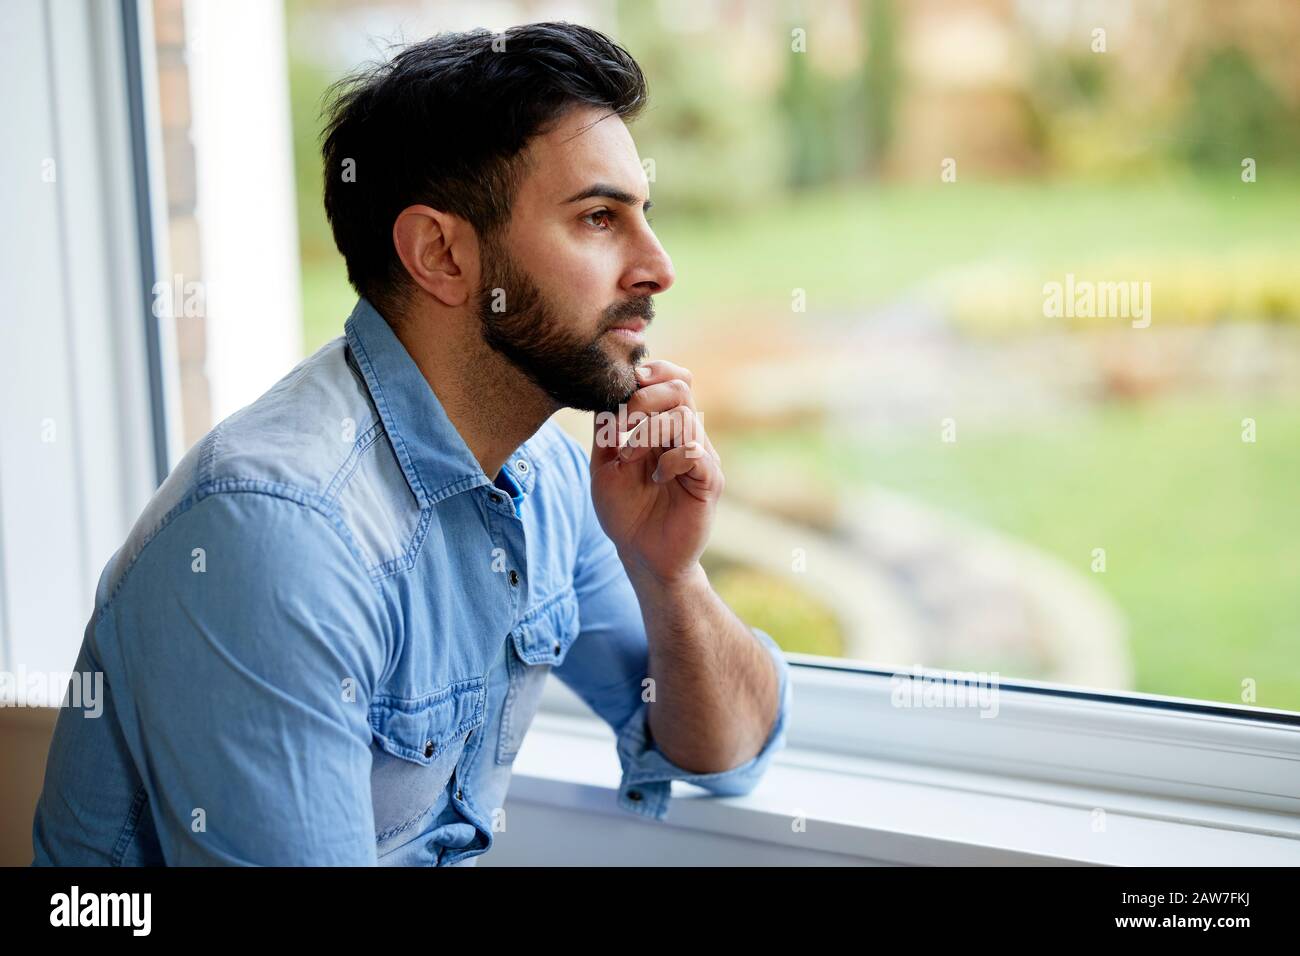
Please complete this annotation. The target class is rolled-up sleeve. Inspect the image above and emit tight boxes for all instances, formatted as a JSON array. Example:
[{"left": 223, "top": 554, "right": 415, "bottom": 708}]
[
  {"left": 611, "top": 624, "right": 791, "bottom": 821},
  {"left": 552, "top": 434, "right": 793, "bottom": 822}
]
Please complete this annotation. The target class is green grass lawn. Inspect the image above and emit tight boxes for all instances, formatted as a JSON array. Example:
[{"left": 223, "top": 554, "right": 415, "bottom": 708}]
[
  {"left": 650, "top": 175, "right": 1300, "bottom": 321},
  {"left": 726, "top": 395, "right": 1300, "bottom": 712}
]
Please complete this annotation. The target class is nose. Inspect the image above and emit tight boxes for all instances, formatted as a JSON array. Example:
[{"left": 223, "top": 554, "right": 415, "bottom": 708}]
[{"left": 625, "top": 231, "right": 675, "bottom": 297}]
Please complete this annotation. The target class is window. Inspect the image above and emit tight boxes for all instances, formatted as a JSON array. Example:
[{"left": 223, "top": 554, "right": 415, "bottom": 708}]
[
  {"left": 281, "top": 0, "right": 1299, "bottom": 718},
  {"left": 4, "top": 1, "right": 1295, "bottom": 835},
  {"left": 0, "top": 0, "right": 160, "bottom": 690}
]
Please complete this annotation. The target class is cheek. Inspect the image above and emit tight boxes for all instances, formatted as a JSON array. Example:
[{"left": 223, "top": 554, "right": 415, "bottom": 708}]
[
  {"left": 551, "top": 232, "right": 619, "bottom": 288},
  {"left": 528, "top": 216, "right": 608, "bottom": 275},
  {"left": 535, "top": 233, "right": 621, "bottom": 316}
]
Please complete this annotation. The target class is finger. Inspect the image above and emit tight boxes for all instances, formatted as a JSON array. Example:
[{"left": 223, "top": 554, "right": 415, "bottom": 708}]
[
  {"left": 699, "top": 433, "right": 721, "bottom": 465},
  {"left": 681, "top": 412, "right": 721, "bottom": 464},
  {"left": 618, "top": 406, "right": 698, "bottom": 464},
  {"left": 624, "top": 378, "right": 695, "bottom": 418},
  {"left": 651, "top": 441, "right": 722, "bottom": 493},
  {"left": 618, "top": 406, "right": 701, "bottom": 465},
  {"left": 626, "top": 372, "right": 717, "bottom": 463},
  {"left": 634, "top": 359, "right": 693, "bottom": 389}
]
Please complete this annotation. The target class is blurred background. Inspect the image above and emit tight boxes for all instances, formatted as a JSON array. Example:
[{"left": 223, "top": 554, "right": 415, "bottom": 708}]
[{"left": 156, "top": 0, "right": 1300, "bottom": 710}]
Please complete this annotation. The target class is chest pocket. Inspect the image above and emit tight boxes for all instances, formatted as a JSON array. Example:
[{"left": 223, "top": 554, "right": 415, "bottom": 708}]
[
  {"left": 369, "top": 677, "right": 486, "bottom": 842},
  {"left": 496, "top": 588, "right": 580, "bottom": 765}
]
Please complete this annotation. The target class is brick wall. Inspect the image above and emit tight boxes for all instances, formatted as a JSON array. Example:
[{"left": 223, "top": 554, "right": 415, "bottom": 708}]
[{"left": 153, "top": 0, "right": 213, "bottom": 449}]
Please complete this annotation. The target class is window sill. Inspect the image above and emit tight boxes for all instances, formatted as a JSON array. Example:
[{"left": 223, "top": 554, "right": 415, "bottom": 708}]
[{"left": 503, "top": 708, "right": 1300, "bottom": 866}]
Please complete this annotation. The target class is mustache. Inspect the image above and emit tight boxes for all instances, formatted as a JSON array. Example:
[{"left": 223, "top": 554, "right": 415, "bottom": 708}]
[{"left": 599, "top": 297, "right": 655, "bottom": 333}]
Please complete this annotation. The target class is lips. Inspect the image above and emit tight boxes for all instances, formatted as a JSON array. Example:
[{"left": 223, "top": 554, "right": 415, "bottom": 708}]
[{"left": 607, "top": 318, "right": 648, "bottom": 334}]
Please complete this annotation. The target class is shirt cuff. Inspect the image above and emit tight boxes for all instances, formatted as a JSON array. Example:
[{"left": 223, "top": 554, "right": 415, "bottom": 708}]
[{"left": 613, "top": 626, "right": 792, "bottom": 822}]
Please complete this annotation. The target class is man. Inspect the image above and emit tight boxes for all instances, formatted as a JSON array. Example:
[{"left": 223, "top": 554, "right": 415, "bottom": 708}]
[{"left": 32, "top": 21, "right": 790, "bottom": 866}]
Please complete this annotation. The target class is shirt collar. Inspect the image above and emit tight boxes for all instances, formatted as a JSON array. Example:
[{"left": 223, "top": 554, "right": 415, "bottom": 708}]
[
  {"left": 493, "top": 463, "right": 525, "bottom": 517},
  {"left": 343, "top": 296, "right": 539, "bottom": 508}
]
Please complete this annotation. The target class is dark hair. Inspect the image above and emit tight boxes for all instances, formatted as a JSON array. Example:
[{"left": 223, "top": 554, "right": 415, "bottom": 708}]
[{"left": 320, "top": 22, "right": 648, "bottom": 321}]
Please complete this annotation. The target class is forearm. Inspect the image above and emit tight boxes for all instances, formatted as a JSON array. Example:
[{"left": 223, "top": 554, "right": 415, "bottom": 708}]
[{"left": 624, "top": 559, "right": 780, "bottom": 775}]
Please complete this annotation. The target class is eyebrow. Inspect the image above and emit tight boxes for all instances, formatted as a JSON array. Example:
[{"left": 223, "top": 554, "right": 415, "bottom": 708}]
[{"left": 560, "top": 183, "right": 654, "bottom": 213}]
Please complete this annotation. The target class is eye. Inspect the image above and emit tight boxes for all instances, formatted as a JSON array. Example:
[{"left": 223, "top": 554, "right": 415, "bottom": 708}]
[{"left": 581, "top": 208, "right": 615, "bottom": 231}]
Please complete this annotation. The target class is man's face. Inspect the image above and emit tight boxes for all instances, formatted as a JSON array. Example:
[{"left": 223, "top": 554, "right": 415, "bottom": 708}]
[{"left": 474, "top": 105, "right": 675, "bottom": 414}]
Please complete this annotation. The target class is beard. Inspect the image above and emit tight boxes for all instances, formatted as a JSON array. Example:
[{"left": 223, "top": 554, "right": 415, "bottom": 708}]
[{"left": 474, "top": 232, "right": 652, "bottom": 414}]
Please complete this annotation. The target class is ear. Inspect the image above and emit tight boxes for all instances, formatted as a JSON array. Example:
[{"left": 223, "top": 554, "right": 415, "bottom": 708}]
[{"left": 392, "top": 205, "right": 478, "bottom": 308}]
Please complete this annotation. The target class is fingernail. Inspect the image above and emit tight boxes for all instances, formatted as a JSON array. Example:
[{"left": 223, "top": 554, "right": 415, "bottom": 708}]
[{"left": 636, "top": 365, "right": 652, "bottom": 379}]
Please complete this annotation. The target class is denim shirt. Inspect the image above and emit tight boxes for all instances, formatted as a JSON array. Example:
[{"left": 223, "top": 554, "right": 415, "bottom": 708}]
[{"left": 31, "top": 296, "right": 792, "bottom": 866}]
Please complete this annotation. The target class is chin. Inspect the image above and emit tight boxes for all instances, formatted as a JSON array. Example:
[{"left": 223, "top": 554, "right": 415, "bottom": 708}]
[
  {"left": 601, "top": 334, "right": 640, "bottom": 362},
  {"left": 596, "top": 366, "right": 641, "bottom": 414},
  {"left": 599, "top": 345, "right": 644, "bottom": 384}
]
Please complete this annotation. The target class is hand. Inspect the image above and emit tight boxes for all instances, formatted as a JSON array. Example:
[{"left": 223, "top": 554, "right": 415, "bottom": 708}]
[{"left": 589, "top": 360, "right": 724, "bottom": 588}]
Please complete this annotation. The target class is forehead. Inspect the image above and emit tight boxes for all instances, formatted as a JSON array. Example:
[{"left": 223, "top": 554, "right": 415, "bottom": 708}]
[{"left": 516, "top": 106, "right": 647, "bottom": 203}]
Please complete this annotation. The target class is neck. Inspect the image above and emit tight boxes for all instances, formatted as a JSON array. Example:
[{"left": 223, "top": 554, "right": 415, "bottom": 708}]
[{"left": 393, "top": 313, "right": 556, "bottom": 481}]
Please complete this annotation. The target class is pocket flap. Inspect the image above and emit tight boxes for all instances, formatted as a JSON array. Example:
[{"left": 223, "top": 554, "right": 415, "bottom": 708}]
[
  {"left": 509, "top": 588, "right": 581, "bottom": 666},
  {"left": 369, "top": 677, "right": 486, "bottom": 764}
]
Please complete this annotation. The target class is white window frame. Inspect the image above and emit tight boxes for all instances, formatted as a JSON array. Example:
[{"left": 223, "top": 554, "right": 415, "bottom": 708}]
[
  {"left": 522, "top": 656, "right": 1300, "bottom": 864},
  {"left": 0, "top": 0, "right": 174, "bottom": 691}
]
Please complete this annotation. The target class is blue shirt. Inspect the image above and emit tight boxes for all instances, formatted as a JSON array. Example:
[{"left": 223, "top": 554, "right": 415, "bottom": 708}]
[{"left": 31, "top": 296, "right": 792, "bottom": 866}]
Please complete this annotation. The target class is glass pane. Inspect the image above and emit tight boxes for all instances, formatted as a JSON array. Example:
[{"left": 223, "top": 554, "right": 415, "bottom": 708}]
[{"left": 270, "top": 0, "right": 1299, "bottom": 713}]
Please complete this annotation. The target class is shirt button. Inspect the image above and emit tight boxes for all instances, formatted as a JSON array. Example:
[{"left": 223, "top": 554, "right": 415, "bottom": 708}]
[
  {"left": 514, "top": 458, "right": 530, "bottom": 474},
  {"left": 423, "top": 739, "right": 434, "bottom": 758},
  {"left": 508, "top": 569, "right": 519, "bottom": 587},
  {"left": 553, "top": 642, "right": 562, "bottom": 656},
  {"left": 455, "top": 787, "right": 463, "bottom": 801},
  {"left": 627, "top": 789, "right": 643, "bottom": 802},
  {"left": 489, "top": 492, "right": 502, "bottom": 505}
]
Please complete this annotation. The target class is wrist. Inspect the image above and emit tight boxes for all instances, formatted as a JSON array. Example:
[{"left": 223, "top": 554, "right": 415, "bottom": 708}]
[{"left": 620, "top": 555, "right": 710, "bottom": 600}]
